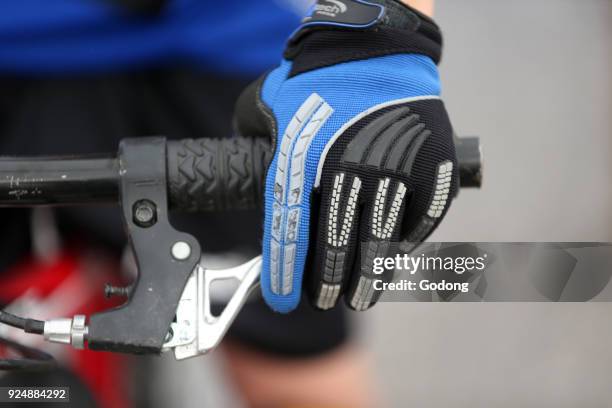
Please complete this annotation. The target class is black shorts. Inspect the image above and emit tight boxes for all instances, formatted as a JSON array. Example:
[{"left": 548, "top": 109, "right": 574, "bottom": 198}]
[{"left": 0, "top": 69, "right": 351, "bottom": 357}]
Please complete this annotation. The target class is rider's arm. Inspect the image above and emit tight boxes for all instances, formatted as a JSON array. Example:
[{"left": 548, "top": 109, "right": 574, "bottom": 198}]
[{"left": 403, "top": 0, "right": 434, "bottom": 16}]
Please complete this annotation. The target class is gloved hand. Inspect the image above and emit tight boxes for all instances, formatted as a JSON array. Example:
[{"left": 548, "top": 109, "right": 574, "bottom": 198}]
[{"left": 234, "top": 0, "right": 458, "bottom": 313}]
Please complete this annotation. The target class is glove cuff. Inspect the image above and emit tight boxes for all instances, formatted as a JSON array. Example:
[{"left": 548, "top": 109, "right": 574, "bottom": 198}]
[{"left": 285, "top": 0, "right": 443, "bottom": 77}]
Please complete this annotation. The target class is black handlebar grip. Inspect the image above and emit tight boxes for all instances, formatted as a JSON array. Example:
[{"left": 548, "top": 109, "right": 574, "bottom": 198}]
[
  {"left": 167, "top": 135, "right": 482, "bottom": 212},
  {"left": 454, "top": 136, "right": 483, "bottom": 188},
  {"left": 167, "top": 137, "right": 272, "bottom": 212},
  {"left": 0, "top": 136, "right": 480, "bottom": 210}
]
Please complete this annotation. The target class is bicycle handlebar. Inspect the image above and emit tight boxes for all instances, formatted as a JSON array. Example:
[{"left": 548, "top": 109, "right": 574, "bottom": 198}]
[
  {"left": 0, "top": 135, "right": 482, "bottom": 357},
  {"left": 0, "top": 136, "right": 481, "bottom": 211}
]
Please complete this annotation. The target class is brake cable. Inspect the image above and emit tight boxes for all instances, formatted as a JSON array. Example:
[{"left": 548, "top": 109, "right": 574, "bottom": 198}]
[
  {"left": 0, "top": 310, "right": 45, "bottom": 335},
  {"left": 0, "top": 311, "right": 56, "bottom": 371}
]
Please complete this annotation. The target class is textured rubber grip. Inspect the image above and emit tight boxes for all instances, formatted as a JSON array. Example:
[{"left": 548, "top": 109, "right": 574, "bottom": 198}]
[
  {"left": 166, "top": 135, "right": 480, "bottom": 212},
  {"left": 167, "top": 137, "right": 272, "bottom": 212}
]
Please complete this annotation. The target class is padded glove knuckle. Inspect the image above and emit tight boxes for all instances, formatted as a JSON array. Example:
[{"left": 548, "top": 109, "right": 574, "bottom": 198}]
[{"left": 311, "top": 99, "right": 458, "bottom": 311}]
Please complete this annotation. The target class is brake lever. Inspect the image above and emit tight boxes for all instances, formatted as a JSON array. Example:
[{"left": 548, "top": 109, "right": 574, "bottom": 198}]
[
  {"left": 41, "top": 138, "right": 261, "bottom": 357},
  {"left": 43, "top": 256, "right": 262, "bottom": 358},
  {"left": 163, "top": 256, "right": 261, "bottom": 359}
]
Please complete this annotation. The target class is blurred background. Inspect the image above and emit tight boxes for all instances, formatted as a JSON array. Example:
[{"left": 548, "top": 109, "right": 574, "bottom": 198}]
[
  {"left": 373, "top": 1, "right": 612, "bottom": 407},
  {"left": 152, "top": 1, "right": 612, "bottom": 407},
  {"left": 0, "top": 0, "right": 611, "bottom": 407}
]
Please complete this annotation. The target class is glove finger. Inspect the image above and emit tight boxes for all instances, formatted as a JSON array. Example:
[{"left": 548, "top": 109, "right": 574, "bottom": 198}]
[
  {"left": 308, "top": 171, "right": 363, "bottom": 310},
  {"left": 399, "top": 159, "right": 455, "bottom": 253},
  {"left": 306, "top": 107, "right": 417, "bottom": 310},
  {"left": 395, "top": 102, "right": 459, "bottom": 253},
  {"left": 330, "top": 104, "right": 423, "bottom": 311},
  {"left": 262, "top": 93, "right": 334, "bottom": 313},
  {"left": 346, "top": 177, "right": 409, "bottom": 311}
]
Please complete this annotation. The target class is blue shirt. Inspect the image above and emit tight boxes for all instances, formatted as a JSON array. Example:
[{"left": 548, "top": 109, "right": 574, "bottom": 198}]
[{"left": 0, "top": 0, "right": 306, "bottom": 76}]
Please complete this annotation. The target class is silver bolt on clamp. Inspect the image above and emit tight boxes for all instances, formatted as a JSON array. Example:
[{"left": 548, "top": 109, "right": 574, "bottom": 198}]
[{"left": 171, "top": 241, "right": 192, "bottom": 261}]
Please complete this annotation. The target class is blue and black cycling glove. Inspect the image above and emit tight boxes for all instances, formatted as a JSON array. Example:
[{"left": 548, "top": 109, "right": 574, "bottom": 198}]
[{"left": 234, "top": 0, "right": 459, "bottom": 313}]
